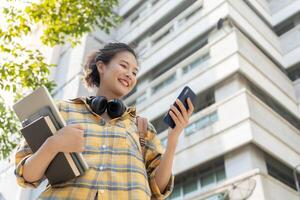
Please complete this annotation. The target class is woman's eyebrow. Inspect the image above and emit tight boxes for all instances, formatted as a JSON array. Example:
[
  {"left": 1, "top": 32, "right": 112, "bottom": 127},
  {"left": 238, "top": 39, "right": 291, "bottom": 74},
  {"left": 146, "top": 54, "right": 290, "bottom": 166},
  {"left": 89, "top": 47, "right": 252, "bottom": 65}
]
[{"left": 121, "top": 59, "right": 139, "bottom": 72}]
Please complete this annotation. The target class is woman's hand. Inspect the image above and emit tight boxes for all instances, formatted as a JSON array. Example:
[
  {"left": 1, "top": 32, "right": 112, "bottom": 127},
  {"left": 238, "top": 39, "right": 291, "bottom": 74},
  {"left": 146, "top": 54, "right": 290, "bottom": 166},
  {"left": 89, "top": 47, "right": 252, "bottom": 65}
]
[
  {"left": 49, "top": 124, "right": 85, "bottom": 154},
  {"left": 167, "top": 98, "right": 194, "bottom": 144}
]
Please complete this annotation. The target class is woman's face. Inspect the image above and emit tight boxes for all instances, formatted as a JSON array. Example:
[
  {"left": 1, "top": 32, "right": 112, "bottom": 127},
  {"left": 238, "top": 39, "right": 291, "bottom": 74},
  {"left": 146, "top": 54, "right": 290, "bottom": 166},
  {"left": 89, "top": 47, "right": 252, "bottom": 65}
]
[{"left": 97, "top": 51, "right": 139, "bottom": 99}]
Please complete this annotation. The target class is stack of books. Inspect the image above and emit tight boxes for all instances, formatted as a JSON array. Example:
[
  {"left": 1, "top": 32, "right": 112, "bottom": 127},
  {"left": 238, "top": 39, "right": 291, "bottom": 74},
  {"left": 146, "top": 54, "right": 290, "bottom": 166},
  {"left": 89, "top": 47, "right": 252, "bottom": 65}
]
[{"left": 13, "top": 86, "right": 89, "bottom": 186}]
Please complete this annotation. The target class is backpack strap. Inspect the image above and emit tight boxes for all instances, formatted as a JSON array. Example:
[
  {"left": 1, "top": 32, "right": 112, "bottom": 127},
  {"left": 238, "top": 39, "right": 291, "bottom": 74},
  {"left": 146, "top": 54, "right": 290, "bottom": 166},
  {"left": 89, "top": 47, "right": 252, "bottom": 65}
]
[{"left": 136, "top": 116, "right": 148, "bottom": 158}]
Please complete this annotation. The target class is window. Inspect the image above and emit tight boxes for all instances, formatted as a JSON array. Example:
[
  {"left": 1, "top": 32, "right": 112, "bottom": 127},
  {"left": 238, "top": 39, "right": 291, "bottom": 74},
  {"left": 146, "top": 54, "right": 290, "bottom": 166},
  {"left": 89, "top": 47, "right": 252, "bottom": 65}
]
[
  {"left": 136, "top": 93, "right": 147, "bottom": 104},
  {"left": 183, "top": 52, "right": 210, "bottom": 74},
  {"left": 265, "top": 154, "right": 300, "bottom": 190},
  {"left": 152, "top": 27, "right": 175, "bottom": 45},
  {"left": 201, "top": 171, "right": 215, "bottom": 187},
  {"left": 130, "top": 15, "right": 139, "bottom": 24},
  {"left": 152, "top": 74, "right": 176, "bottom": 94},
  {"left": 178, "top": 6, "right": 202, "bottom": 28},
  {"left": 274, "top": 21, "right": 295, "bottom": 36},
  {"left": 216, "top": 167, "right": 226, "bottom": 182},
  {"left": 183, "top": 176, "right": 198, "bottom": 195},
  {"left": 249, "top": 82, "right": 300, "bottom": 131},
  {"left": 185, "top": 111, "right": 218, "bottom": 136},
  {"left": 168, "top": 184, "right": 181, "bottom": 199},
  {"left": 167, "top": 159, "right": 226, "bottom": 200},
  {"left": 185, "top": 7, "right": 200, "bottom": 21},
  {"left": 287, "top": 62, "right": 300, "bottom": 81}
]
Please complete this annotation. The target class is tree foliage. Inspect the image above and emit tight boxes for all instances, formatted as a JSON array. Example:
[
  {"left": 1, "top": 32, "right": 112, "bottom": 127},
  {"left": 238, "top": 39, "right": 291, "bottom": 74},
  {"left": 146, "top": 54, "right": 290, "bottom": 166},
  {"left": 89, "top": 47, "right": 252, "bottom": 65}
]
[{"left": 0, "top": 0, "right": 120, "bottom": 159}]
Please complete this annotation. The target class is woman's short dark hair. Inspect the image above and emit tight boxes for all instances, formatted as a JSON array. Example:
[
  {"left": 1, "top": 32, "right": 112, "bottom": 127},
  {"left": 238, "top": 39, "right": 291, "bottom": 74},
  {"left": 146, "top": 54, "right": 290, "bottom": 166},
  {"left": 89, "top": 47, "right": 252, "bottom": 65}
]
[{"left": 83, "top": 42, "right": 137, "bottom": 88}]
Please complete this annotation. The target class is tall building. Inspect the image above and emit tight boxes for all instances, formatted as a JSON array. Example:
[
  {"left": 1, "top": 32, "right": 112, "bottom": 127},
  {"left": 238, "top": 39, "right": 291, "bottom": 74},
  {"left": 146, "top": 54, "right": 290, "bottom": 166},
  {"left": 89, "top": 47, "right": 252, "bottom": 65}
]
[{"left": 1, "top": 0, "right": 300, "bottom": 199}]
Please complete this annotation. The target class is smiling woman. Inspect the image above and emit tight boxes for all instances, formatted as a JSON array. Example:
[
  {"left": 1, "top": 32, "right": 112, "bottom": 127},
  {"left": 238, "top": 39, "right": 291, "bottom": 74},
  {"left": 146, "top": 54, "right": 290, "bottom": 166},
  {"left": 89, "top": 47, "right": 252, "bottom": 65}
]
[{"left": 13, "top": 42, "right": 182, "bottom": 200}]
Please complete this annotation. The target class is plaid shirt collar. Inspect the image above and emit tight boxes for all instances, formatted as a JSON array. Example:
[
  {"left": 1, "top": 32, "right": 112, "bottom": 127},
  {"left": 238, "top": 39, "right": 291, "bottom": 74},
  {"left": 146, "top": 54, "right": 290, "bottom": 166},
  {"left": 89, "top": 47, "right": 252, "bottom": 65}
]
[{"left": 67, "top": 97, "right": 137, "bottom": 119}]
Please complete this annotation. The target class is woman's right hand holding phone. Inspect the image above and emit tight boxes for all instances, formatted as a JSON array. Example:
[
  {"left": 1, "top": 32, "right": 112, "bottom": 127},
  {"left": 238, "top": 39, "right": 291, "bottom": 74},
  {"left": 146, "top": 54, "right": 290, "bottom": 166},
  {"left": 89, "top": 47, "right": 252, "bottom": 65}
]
[{"left": 49, "top": 124, "right": 85, "bottom": 154}]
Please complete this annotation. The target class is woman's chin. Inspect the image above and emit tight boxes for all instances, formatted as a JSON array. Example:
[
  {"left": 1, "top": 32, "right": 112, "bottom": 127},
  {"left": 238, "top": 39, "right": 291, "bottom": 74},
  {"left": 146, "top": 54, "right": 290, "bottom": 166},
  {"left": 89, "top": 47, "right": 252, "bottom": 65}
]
[{"left": 116, "top": 87, "right": 129, "bottom": 98}]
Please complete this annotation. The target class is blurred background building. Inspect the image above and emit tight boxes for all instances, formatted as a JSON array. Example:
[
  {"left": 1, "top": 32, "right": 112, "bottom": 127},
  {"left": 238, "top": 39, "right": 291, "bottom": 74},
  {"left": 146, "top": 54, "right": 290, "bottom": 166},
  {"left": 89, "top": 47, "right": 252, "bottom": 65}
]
[{"left": 1, "top": 0, "right": 300, "bottom": 199}]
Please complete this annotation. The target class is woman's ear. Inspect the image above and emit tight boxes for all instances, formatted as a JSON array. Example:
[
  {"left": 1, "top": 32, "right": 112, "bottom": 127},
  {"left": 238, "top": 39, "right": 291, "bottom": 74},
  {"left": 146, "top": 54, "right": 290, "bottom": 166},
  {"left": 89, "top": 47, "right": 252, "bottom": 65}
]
[{"left": 96, "top": 61, "right": 105, "bottom": 74}]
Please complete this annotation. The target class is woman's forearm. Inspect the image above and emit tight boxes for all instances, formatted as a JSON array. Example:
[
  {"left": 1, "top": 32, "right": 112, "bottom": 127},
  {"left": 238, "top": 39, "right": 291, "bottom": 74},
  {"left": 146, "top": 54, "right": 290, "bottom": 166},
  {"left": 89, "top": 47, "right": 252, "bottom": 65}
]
[
  {"left": 22, "top": 124, "right": 85, "bottom": 183},
  {"left": 154, "top": 97, "right": 195, "bottom": 193},
  {"left": 23, "top": 136, "right": 58, "bottom": 183},
  {"left": 154, "top": 137, "right": 178, "bottom": 193}
]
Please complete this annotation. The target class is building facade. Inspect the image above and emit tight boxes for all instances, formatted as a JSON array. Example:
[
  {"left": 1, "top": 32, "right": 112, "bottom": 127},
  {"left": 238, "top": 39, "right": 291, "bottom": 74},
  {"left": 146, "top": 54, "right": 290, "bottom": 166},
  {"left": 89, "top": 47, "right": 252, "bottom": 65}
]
[{"left": 1, "top": 0, "right": 300, "bottom": 199}]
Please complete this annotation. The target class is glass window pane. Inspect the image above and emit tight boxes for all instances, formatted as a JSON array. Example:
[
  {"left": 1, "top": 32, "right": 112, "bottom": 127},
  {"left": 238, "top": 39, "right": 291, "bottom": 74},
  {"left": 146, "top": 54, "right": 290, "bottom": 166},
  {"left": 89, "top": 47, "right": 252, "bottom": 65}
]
[
  {"left": 136, "top": 93, "right": 147, "bottom": 104},
  {"left": 190, "top": 53, "right": 210, "bottom": 70},
  {"left": 153, "top": 74, "right": 176, "bottom": 93},
  {"left": 216, "top": 168, "right": 226, "bottom": 182},
  {"left": 209, "top": 111, "right": 218, "bottom": 123},
  {"left": 196, "top": 116, "right": 210, "bottom": 129},
  {"left": 185, "top": 123, "right": 197, "bottom": 136},
  {"left": 201, "top": 172, "right": 215, "bottom": 187},
  {"left": 190, "top": 58, "right": 202, "bottom": 70},
  {"left": 183, "top": 178, "right": 198, "bottom": 195},
  {"left": 164, "top": 74, "right": 176, "bottom": 85},
  {"left": 169, "top": 184, "right": 181, "bottom": 199},
  {"left": 201, "top": 53, "right": 210, "bottom": 62}
]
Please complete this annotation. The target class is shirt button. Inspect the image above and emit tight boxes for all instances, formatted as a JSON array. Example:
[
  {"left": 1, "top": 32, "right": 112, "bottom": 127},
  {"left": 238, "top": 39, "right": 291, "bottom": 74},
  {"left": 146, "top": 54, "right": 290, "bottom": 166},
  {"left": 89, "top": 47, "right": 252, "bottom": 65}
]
[
  {"left": 99, "top": 166, "right": 104, "bottom": 170},
  {"left": 99, "top": 189, "right": 104, "bottom": 194},
  {"left": 102, "top": 145, "right": 106, "bottom": 149}
]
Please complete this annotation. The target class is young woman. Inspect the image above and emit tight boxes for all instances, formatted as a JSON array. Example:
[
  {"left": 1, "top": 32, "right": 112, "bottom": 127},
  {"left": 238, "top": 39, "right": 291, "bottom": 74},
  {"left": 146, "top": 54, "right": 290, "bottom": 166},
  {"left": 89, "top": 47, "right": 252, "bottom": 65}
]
[{"left": 15, "top": 43, "right": 194, "bottom": 200}]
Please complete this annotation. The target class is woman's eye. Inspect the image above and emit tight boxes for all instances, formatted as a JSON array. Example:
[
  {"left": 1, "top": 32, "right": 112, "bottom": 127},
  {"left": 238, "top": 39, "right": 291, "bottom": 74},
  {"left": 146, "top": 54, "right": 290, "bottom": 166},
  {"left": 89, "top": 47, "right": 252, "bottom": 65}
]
[
  {"left": 121, "top": 64, "right": 127, "bottom": 68},
  {"left": 133, "top": 72, "right": 137, "bottom": 76}
]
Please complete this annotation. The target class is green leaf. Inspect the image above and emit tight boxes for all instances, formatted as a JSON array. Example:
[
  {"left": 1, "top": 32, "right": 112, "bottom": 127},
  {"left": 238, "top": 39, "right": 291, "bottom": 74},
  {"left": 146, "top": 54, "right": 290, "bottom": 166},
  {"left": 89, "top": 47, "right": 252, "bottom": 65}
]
[{"left": 0, "top": 0, "right": 120, "bottom": 159}]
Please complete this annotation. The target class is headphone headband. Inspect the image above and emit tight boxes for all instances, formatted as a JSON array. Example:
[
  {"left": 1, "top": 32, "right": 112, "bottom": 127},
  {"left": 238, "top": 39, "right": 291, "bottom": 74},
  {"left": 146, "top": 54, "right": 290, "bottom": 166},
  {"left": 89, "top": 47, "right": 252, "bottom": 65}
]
[{"left": 86, "top": 96, "right": 126, "bottom": 119}]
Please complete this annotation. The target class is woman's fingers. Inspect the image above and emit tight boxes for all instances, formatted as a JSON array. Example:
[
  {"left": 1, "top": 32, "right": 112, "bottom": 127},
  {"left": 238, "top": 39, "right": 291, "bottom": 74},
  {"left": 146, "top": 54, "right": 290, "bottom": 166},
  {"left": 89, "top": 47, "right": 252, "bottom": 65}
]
[
  {"left": 169, "top": 110, "right": 182, "bottom": 128},
  {"left": 187, "top": 98, "right": 194, "bottom": 116},
  {"left": 169, "top": 97, "right": 195, "bottom": 128},
  {"left": 175, "top": 99, "right": 188, "bottom": 122},
  {"left": 170, "top": 105, "right": 186, "bottom": 125}
]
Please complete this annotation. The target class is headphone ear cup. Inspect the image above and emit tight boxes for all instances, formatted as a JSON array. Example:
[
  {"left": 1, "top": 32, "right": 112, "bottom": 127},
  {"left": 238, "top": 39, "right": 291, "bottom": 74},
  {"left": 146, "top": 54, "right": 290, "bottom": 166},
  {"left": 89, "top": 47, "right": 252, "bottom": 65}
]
[
  {"left": 107, "top": 99, "right": 126, "bottom": 119},
  {"left": 91, "top": 96, "right": 107, "bottom": 115}
]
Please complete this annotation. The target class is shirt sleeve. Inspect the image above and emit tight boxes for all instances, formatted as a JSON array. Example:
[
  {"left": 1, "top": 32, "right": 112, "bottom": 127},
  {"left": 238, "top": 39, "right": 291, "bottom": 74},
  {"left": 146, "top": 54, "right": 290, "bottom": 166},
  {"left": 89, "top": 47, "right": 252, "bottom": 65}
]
[
  {"left": 144, "top": 122, "right": 174, "bottom": 200},
  {"left": 14, "top": 139, "right": 46, "bottom": 188}
]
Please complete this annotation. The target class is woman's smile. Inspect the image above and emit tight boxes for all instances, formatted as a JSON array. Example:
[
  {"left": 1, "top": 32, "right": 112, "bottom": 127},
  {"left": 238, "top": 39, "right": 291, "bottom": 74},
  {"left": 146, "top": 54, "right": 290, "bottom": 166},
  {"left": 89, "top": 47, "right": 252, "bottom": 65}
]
[{"left": 118, "top": 78, "right": 129, "bottom": 87}]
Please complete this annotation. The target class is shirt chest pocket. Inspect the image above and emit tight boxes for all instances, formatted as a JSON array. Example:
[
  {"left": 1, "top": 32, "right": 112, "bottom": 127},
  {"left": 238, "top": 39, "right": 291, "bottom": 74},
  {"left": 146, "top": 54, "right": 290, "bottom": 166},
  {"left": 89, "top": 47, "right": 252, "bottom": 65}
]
[{"left": 112, "top": 126, "right": 142, "bottom": 153}]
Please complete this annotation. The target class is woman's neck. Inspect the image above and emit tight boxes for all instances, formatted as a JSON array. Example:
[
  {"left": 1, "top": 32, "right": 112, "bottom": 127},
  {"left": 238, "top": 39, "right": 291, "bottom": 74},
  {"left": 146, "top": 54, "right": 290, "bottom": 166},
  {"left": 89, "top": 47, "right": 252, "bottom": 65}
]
[{"left": 96, "top": 87, "right": 120, "bottom": 100}]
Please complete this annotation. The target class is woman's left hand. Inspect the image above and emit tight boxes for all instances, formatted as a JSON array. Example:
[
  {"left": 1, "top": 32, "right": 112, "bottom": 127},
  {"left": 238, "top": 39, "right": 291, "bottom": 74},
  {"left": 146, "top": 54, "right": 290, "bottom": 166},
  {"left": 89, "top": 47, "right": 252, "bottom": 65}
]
[{"left": 167, "top": 97, "right": 194, "bottom": 143}]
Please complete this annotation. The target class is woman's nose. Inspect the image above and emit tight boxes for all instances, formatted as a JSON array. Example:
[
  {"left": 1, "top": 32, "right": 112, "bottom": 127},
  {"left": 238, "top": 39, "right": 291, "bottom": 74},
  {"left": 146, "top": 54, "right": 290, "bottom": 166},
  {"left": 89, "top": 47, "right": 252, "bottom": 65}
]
[{"left": 126, "top": 73, "right": 132, "bottom": 80}]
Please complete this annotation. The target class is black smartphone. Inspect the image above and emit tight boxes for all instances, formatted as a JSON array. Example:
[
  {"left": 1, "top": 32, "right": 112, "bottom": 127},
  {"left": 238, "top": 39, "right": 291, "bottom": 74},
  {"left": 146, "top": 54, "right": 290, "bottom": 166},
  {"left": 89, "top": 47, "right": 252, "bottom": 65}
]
[{"left": 163, "top": 86, "right": 197, "bottom": 129}]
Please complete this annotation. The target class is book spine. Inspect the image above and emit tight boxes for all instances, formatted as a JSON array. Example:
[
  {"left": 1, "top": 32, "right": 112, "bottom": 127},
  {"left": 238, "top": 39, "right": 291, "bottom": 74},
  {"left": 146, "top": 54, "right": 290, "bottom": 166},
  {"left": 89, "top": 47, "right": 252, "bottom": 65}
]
[
  {"left": 47, "top": 106, "right": 88, "bottom": 174},
  {"left": 45, "top": 116, "right": 81, "bottom": 177}
]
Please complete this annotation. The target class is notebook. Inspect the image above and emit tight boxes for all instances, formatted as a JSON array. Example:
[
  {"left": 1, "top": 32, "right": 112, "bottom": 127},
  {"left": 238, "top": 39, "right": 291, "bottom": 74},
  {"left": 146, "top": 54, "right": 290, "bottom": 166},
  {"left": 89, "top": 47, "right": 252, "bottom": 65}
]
[{"left": 21, "top": 115, "right": 80, "bottom": 185}]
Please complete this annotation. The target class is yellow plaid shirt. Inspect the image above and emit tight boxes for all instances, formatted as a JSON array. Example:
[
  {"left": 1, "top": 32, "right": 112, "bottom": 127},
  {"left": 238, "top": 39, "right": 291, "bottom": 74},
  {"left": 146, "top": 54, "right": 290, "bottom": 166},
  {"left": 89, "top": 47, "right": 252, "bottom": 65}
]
[{"left": 15, "top": 98, "right": 174, "bottom": 200}]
